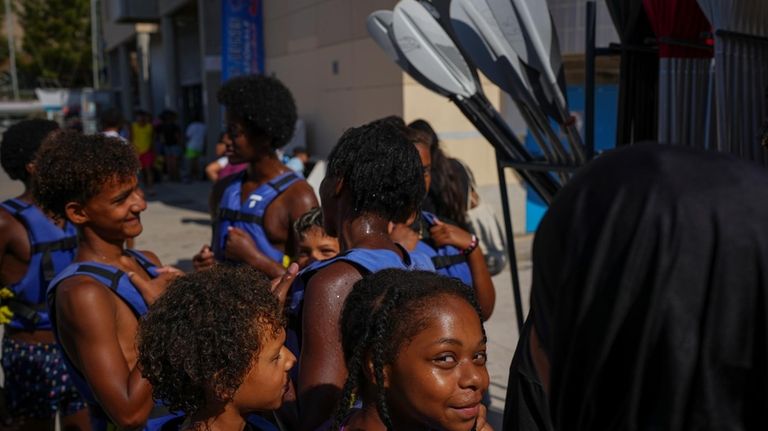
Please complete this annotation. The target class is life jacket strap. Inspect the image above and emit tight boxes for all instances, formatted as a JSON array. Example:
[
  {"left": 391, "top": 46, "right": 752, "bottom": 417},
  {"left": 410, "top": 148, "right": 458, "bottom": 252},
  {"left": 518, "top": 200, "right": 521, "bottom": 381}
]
[
  {"left": 431, "top": 254, "right": 468, "bottom": 269},
  {"left": 217, "top": 208, "right": 263, "bottom": 224}
]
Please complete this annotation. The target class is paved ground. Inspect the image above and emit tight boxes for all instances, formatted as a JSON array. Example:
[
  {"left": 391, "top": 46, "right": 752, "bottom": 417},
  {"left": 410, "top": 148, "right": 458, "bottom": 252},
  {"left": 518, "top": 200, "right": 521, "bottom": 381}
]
[{"left": 0, "top": 170, "right": 533, "bottom": 429}]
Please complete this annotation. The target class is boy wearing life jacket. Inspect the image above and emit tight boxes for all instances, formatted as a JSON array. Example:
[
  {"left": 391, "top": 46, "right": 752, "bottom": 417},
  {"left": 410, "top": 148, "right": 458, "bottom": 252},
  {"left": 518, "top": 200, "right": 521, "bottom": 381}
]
[
  {"left": 0, "top": 120, "right": 89, "bottom": 430},
  {"left": 288, "top": 117, "right": 435, "bottom": 431},
  {"left": 34, "top": 131, "right": 182, "bottom": 430},
  {"left": 193, "top": 75, "right": 318, "bottom": 278}
]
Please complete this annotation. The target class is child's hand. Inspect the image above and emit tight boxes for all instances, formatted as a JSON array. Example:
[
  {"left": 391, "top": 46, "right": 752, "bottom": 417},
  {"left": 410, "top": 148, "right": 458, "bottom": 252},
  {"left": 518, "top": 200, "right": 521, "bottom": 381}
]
[
  {"left": 128, "top": 268, "right": 181, "bottom": 305},
  {"left": 430, "top": 219, "right": 473, "bottom": 250},
  {"left": 474, "top": 404, "right": 493, "bottom": 431},
  {"left": 225, "top": 227, "right": 261, "bottom": 263},
  {"left": 192, "top": 245, "right": 215, "bottom": 271},
  {"left": 270, "top": 263, "right": 299, "bottom": 307},
  {"left": 390, "top": 222, "right": 420, "bottom": 251}
]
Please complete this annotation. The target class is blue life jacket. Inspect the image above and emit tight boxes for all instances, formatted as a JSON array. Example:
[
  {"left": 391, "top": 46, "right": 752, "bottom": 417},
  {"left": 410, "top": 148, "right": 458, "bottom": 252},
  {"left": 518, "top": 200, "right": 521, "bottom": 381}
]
[
  {"left": 213, "top": 171, "right": 301, "bottom": 267},
  {"left": 285, "top": 246, "right": 435, "bottom": 360},
  {"left": 47, "top": 249, "right": 181, "bottom": 431},
  {"left": 0, "top": 199, "right": 77, "bottom": 330},
  {"left": 415, "top": 211, "right": 474, "bottom": 286}
]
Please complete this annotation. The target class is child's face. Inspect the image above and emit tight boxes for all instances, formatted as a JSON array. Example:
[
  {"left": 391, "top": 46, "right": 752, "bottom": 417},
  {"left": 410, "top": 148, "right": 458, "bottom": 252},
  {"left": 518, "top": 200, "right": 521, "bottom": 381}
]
[
  {"left": 296, "top": 227, "right": 340, "bottom": 269},
  {"left": 232, "top": 327, "right": 296, "bottom": 412},
  {"left": 78, "top": 175, "right": 147, "bottom": 241},
  {"left": 384, "top": 295, "right": 488, "bottom": 431}
]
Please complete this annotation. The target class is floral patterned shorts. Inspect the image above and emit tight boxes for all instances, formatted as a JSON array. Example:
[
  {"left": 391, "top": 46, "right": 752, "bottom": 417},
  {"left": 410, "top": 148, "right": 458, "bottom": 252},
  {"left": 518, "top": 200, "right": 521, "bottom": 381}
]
[{"left": 1, "top": 337, "right": 86, "bottom": 419}]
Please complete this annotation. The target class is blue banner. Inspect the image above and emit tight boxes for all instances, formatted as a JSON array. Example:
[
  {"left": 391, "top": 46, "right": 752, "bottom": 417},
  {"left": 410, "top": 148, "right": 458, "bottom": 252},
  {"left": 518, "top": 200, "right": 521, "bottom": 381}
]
[{"left": 221, "top": 0, "right": 264, "bottom": 80}]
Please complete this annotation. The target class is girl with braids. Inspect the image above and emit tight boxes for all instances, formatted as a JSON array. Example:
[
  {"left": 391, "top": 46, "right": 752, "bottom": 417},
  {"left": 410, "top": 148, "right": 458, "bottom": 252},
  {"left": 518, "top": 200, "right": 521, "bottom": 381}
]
[
  {"left": 287, "top": 117, "right": 435, "bottom": 431},
  {"left": 333, "top": 269, "right": 491, "bottom": 431}
]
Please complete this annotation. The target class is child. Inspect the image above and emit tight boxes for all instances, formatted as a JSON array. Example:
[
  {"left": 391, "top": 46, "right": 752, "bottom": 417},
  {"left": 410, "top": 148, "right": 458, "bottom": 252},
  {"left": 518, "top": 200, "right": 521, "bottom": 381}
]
[
  {"left": 389, "top": 125, "right": 496, "bottom": 320},
  {"left": 138, "top": 265, "right": 296, "bottom": 431},
  {"left": 193, "top": 75, "right": 317, "bottom": 278},
  {"left": 35, "top": 131, "right": 181, "bottom": 430},
  {"left": 130, "top": 110, "right": 156, "bottom": 194},
  {"left": 288, "top": 117, "right": 435, "bottom": 430},
  {"left": 293, "top": 207, "right": 339, "bottom": 270},
  {"left": 0, "top": 120, "right": 88, "bottom": 430},
  {"left": 333, "top": 269, "right": 490, "bottom": 431}
]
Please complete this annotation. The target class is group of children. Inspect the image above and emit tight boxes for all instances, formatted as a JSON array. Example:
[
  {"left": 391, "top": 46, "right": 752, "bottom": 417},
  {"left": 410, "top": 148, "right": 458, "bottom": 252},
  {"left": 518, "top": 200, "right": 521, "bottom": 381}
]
[{"left": 0, "top": 74, "right": 496, "bottom": 431}]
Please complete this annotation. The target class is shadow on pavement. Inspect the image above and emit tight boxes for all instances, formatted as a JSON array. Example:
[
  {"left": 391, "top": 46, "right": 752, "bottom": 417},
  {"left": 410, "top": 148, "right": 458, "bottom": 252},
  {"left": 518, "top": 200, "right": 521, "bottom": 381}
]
[{"left": 143, "top": 180, "right": 213, "bottom": 214}]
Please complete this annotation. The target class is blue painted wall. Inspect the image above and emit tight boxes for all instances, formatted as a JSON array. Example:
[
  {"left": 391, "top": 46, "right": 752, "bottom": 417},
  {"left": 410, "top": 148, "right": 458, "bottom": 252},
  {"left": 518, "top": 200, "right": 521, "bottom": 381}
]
[{"left": 524, "top": 84, "right": 618, "bottom": 232}]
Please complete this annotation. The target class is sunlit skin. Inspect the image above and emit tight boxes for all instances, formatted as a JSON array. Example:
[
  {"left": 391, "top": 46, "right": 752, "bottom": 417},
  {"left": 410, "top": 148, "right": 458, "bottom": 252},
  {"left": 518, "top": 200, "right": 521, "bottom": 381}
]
[
  {"left": 346, "top": 295, "right": 489, "bottom": 431},
  {"left": 295, "top": 226, "right": 340, "bottom": 269},
  {"left": 185, "top": 328, "right": 297, "bottom": 431},
  {"left": 56, "top": 175, "right": 182, "bottom": 428}
]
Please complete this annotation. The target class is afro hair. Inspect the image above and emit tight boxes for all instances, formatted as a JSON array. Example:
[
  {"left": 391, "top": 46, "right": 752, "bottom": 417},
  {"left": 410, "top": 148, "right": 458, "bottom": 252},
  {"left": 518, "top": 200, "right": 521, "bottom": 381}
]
[
  {"left": 218, "top": 74, "right": 297, "bottom": 149},
  {"left": 0, "top": 119, "right": 60, "bottom": 184},
  {"left": 325, "top": 116, "right": 426, "bottom": 224},
  {"left": 138, "top": 265, "right": 285, "bottom": 415},
  {"left": 32, "top": 130, "right": 139, "bottom": 220}
]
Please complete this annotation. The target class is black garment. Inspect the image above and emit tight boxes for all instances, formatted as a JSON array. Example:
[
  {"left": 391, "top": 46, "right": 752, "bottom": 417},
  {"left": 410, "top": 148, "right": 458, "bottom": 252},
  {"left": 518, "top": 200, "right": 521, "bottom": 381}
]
[{"left": 506, "top": 144, "right": 768, "bottom": 430}]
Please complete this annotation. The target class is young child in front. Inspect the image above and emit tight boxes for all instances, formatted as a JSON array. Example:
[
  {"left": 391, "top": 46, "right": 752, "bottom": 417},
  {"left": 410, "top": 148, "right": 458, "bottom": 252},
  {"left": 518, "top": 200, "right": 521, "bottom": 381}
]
[
  {"left": 35, "top": 131, "right": 181, "bottom": 430},
  {"left": 138, "top": 265, "right": 296, "bottom": 431},
  {"left": 293, "top": 207, "right": 339, "bottom": 270},
  {"left": 333, "top": 269, "right": 492, "bottom": 431}
]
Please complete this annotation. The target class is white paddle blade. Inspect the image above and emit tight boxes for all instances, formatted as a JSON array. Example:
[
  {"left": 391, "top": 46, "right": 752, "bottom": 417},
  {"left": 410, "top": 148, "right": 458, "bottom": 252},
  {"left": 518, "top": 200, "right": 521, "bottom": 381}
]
[
  {"left": 367, "top": 11, "right": 399, "bottom": 63},
  {"left": 393, "top": 0, "right": 478, "bottom": 99},
  {"left": 450, "top": 0, "right": 533, "bottom": 99},
  {"left": 508, "top": 0, "right": 567, "bottom": 109}
]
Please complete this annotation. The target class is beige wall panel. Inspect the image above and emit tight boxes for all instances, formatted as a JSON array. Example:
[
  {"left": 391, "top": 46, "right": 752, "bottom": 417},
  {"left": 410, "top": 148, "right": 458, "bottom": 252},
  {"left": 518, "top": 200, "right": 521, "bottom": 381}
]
[{"left": 315, "top": 0, "right": 353, "bottom": 47}]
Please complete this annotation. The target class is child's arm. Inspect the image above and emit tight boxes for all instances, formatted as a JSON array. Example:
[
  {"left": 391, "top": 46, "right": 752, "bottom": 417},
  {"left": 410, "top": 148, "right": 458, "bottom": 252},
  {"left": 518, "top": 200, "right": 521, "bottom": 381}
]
[
  {"left": 55, "top": 277, "right": 155, "bottom": 428},
  {"left": 430, "top": 220, "right": 496, "bottom": 320},
  {"left": 297, "top": 263, "right": 360, "bottom": 431}
]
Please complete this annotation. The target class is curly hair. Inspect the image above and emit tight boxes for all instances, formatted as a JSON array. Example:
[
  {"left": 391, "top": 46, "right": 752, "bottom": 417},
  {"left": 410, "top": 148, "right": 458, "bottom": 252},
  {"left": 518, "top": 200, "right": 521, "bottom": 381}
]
[
  {"left": 326, "top": 117, "right": 425, "bottom": 224},
  {"left": 294, "top": 207, "right": 324, "bottom": 239},
  {"left": 0, "top": 119, "right": 60, "bottom": 184},
  {"left": 218, "top": 74, "right": 297, "bottom": 149},
  {"left": 31, "top": 131, "right": 139, "bottom": 221},
  {"left": 408, "top": 119, "right": 470, "bottom": 229},
  {"left": 333, "top": 269, "right": 485, "bottom": 430},
  {"left": 137, "top": 265, "right": 285, "bottom": 415}
]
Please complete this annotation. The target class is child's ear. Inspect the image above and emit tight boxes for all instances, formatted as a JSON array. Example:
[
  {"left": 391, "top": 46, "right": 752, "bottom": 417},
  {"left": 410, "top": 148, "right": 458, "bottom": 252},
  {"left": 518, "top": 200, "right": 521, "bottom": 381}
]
[
  {"left": 64, "top": 202, "right": 88, "bottom": 225},
  {"left": 334, "top": 177, "right": 344, "bottom": 196},
  {"left": 25, "top": 162, "right": 36, "bottom": 176}
]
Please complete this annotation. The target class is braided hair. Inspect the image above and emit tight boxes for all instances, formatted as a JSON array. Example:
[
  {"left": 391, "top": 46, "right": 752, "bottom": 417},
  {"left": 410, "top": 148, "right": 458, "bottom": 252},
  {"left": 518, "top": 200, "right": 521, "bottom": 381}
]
[{"left": 332, "top": 269, "right": 485, "bottom": 430}]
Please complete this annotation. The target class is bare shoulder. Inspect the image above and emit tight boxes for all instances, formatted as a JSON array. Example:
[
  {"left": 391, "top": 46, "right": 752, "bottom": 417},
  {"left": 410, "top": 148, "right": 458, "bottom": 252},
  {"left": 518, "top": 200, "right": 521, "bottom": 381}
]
[
  {"left": 56, "top": 275, "right": 115, "bottom": 322},
  {"left": 282, "top": 179, "right": 319, "bottom": 215},
  {"left": 0, "top": 207, "right": 23, "bottom": 236},
  {"left": 305, "top": 260, "right": 362, "bottom": 303}
]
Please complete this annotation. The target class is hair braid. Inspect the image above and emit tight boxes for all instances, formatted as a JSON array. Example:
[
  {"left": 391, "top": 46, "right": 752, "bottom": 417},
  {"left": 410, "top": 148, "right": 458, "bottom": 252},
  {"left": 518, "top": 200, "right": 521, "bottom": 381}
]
[
  {"left": 371, "top": 286, "right": 400, "bottom": 430},
  {"left": 332, "top": 327, "right": 369, "bottom": 430}
]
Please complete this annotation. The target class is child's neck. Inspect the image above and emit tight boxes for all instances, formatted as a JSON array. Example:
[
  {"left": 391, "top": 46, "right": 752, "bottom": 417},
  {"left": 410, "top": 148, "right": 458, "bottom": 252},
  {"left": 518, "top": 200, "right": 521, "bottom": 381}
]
[
  {"left": 245, "top": 152, "right": 286, "bottom": 183},
  {"left": 76, "top": 230, "right": 126, "bottom": 264},
  {"left": 186, "top": 403, "right": 247, "bottom": 431},
  {"left": 338, "top": 215, "right": 398, "bottom": 254}
]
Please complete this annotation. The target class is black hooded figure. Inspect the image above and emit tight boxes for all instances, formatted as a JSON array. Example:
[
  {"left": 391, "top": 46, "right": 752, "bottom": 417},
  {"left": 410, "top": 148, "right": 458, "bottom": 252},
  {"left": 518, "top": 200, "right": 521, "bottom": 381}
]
[{"left": 504, "top": 144, "right": 768, "bottom": 430}]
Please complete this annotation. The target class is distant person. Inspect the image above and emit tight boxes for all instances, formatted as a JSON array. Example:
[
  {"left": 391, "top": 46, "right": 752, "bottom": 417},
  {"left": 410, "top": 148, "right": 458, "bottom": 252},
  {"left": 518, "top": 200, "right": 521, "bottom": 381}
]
[
  {"left": 184, "top": 113, "right": 206, "bottom": 181},
  {"left": 333, "top": 269, "right": 490, "bottom": 431},
  {"left": 159, "top": 110, "right": 182, "bottom": 182},
  {"left": 389, "top": 124, "right": 496, "bottom": 320},
  {"left": 0, "top": 120, "right": 89, "bottom": 430},
  {"left": 36, "top": 131, "right": 182, "bottom": 430},
  {"left": 287, "top": 117, "right": 434, "bottom": 431},
  {"left": 292, "top": 207, "right": 339, "bottom": 270},
  {"left": 284, "top": 147, "right": 309, "bottom": 177},
  {"left": 192, "top": 75, "right": 317, "bottom": 279},
  {"left": 138, "top": 266, "right": 296, "bottom": 431},
  {"left": 100, "top": 108, "right": 128, "bottom": 144},
  {"left": 505, "top": 145, "right": 768, "bottom": 430},
  {"left": 204, "top": 132, "right": 247, "bottom": 182},
  {"left": 130, "top": 110, "right": 156, "bottom": 194}
]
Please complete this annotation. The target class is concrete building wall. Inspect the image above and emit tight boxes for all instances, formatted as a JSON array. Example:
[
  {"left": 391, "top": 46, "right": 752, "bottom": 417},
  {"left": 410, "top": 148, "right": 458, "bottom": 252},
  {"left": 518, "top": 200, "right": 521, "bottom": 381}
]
[{"left": 263, "top": 0, "right": 403, "bottom": 157}]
